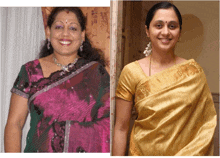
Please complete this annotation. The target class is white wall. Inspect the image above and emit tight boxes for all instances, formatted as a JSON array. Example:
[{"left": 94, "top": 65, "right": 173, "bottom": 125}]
[{"left": 1, "top": 7, "right": 45, "bottom": 152}]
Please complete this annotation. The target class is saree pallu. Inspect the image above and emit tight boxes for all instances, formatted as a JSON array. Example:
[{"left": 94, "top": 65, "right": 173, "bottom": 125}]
[
  {"left": 116, "top": 59, "right": 216, "bottom": 156},
  {"left": 11, "top": 58, "right": 110, "bottom": 152}
]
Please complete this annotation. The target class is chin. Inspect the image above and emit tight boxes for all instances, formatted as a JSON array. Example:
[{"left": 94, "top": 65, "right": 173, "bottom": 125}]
[
  {"left": 56, "top": 51, "right": 77, "bottom": 56},
  {"left": 159, "top": 44, "right": 176, "bottom": 52},
  {"left": 157, "top": 47, "right": 174, "bottom": 53}
]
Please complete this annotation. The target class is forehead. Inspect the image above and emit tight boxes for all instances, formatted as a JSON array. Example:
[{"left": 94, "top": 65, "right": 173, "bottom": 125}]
[
  {"left": 152, "top": 8, "right": 179, "bottom": 23},
  {"left": 54, "top": 10, "right": 79, "bottom": 24}
]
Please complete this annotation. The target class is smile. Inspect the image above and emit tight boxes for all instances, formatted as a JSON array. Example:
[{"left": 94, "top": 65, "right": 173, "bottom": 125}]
[
  {"left": 59, "top": 40, "right": 71, "bottom": 45},
  {"left": 159, "top": 38, "right": 171, "bottom": 44}
]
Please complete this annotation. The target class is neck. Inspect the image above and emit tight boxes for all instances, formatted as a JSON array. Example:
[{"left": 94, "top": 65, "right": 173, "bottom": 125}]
[
  {"left": 53, "top": 53, "right": 78, "bottom": 65},
  {"left": 151, "top": 47, "right": 176, "bottom": 66}
]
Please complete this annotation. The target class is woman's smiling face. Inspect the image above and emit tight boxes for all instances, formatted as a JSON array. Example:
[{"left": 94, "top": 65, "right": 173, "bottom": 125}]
[
  {"left": 47, "top": 10, "right": 85, "bottom": 56},
  {"left": 146, "top": 8, "right": 181, "bottom": 53}
]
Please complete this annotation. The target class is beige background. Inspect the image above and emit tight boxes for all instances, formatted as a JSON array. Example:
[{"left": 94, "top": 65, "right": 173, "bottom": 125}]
[{"left": 173, "top": 1, "right": 219, "bottom": 94}]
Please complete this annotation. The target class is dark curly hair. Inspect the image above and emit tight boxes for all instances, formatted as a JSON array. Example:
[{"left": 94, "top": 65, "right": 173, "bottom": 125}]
[{"left": 39, "top": 7, "right": 106, "bottom": 66}]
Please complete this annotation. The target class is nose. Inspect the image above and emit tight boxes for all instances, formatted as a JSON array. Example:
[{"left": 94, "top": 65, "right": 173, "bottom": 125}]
[
  {"left": 62, "top": 27, "right": 69, "bottom": 36},
  {"left": 161, "top": 25, "right": 170, "bottom": 36}
]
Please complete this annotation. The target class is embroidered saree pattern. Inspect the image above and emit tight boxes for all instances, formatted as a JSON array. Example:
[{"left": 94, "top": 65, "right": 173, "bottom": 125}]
[
  {"left": 116, "top": 59, "right": 216, "bottom": 156},
  {"left": 11, "top": 58, "right": 110, "bottom": 152}
]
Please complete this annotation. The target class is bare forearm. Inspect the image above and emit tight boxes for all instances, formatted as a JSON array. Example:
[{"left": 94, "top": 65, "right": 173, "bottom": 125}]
[
  {"left": 112, "top": 129, "right": 128, "bottom": 156},
  {"left": 4, "top": 123, "right": 22, "bottom": 152}
]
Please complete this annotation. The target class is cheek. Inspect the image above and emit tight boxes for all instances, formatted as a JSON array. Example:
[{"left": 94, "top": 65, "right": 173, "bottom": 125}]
[
  {"left": 70, "top": 32, "right": 83, "bottom": 40},
  {"left": 70, "top": 33, "right": 83, "bottom": 48},
  {"left": 173, "top": 30, "right": 180, "bottom": 38},
  {"left": 173, "top": 33, "right": 180, "bottom": 40},
  {"left": 50, "top": 30, "right": 61, "bottom": 38},
  {"left": 149, "top": 28, "right": 160, "bottom": 37}
]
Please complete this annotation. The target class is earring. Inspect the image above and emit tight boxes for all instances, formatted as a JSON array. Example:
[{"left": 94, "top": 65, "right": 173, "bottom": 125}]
[
  {"left": 47, "top": 38, "right": 50, "bottom": 50},
  {"left": 143, "top": 42, "right": 152, "bottom": 56},
  {"left": 80, "top": 41, "right": 83, "bottom": 52}
]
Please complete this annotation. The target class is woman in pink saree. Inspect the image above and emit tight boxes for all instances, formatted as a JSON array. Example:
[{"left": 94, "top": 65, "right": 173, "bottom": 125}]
[{"left": 5, "top": 7, "right": 110, "bottom": 153}]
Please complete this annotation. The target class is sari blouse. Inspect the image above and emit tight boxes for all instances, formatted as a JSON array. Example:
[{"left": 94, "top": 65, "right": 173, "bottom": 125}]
[
  {"left": 116, "top": 59, "right": 216, "bottom": 156},
  {"left": 11, "top": 58, "right": 110, "bottom": 153}
]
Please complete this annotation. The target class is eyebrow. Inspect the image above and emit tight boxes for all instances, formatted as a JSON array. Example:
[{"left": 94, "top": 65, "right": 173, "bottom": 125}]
[
  {"left": 54, "top": 20, "right": 80, "bottom": 26},
  {"left": 155, "top": 20, "right": 179, "bottom": 24}
]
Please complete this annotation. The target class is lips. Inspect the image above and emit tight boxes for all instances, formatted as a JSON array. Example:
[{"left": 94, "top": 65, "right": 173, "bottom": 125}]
[
  {"left": 159, "top": 38, "right": 171, "bottom": 44},
  {"left": 59, "top": 39, "right": 71, "bottom": 45}
]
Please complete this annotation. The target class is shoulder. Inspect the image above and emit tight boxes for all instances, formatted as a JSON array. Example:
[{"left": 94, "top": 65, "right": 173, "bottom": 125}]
[
  {"left": 119, "top": 61, "right": 144, "bottom": 86},
  {"left": 122, "top": 60, "right": 146, "bottom": 80},
  {"left": 83, "top": 59, "right": 109, "bottom": 79},
  {"left": 188, "top": 59, "right": 204, "bottom": 73},
  {"left": 116, "top": 61, "right": 140, "bottom": 99},
  {"left": 124, "top": 61, "right": 139, "bottom": 68},
  {"left": 175, "top": 56, "right": 204, "bottom": 72},
  {"left": 177, "top": 58, "right": 205, "bottom": 78},
  {"left": 22, "top": 59, "right": 42, "bottom": 81},
  {"left": 122, "top": 61, "right": 140, "bottom": 73},
  {"left": 176, "top": 56, "right": 187, "bottom": 65},
  {"left": 23, "top": 59, "right": 40, "bottom": 69},
  {"left": 177, "top": 57, "right": 202, "bottom": 70}
]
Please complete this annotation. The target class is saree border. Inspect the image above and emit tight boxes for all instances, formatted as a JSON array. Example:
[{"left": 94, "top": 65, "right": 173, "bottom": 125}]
[
  {"left": 11, "top": 88, "right": 29, "bottom": 98},
  {"left": 134, "top": 59, "right": 203, "bottom": 103},
  {"left": 63, "top": 120, "right": 71, "bottom": 152},
  {"left": 28, "top": 61, "right": 98, "bottom": 106}
]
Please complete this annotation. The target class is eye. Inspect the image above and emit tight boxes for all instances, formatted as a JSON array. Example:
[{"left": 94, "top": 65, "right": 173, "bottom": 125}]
[
  {"left": 69, "top": 26, "right": 77, "bottom": 31},
  {"left": 55, "top": 25, "right": 63, "bottom": 29},
  {"left": 169, "top": 24, "right": 177, "bottom": 29},
  {"left": 155, "top": 24, "right": 163, "bottom": 29}
]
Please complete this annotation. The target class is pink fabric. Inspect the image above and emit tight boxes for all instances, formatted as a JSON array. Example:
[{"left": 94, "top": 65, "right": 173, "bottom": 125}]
[{"left": 11, "top": 58, "right": 110, "bottom": 152}]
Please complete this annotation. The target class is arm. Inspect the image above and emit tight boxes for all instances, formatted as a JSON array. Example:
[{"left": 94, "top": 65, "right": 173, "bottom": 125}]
[
  {"left": 4, "top": 93, "right": 29, "bottom": 152},
  {"left": 112, "top": 98, "right": 133, "bottom": 156}
]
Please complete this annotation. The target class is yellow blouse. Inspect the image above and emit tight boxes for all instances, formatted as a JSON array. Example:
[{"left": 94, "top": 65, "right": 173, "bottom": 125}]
[{"left": 116, "top": 59, "right": 216, "bottom": 156}]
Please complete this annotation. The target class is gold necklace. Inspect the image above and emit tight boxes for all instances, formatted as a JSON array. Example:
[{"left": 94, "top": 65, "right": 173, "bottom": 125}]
[{"left": 149, "top": 55, "right": 176, "bottom": 76}]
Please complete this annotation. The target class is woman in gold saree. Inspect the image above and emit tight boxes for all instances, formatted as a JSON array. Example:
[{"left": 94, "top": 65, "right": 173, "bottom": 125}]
[{"left": 112, "top": 2, "right": 216, "bottom": 156}]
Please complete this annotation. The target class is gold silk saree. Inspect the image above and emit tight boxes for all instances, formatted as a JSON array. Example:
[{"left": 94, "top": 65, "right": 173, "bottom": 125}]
[{"left": 116, "top": 59, "right": 216, "bottom": 156}]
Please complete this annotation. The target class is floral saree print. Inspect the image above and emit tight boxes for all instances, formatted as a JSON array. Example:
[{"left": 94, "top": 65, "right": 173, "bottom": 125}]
[{"left": 11, "top": 58, "right": 110, "bottom": 152}]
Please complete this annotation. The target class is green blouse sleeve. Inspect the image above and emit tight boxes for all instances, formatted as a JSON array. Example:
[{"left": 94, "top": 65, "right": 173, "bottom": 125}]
[{"left": 11, "top": 65, "right": 30, "bottom": 98}]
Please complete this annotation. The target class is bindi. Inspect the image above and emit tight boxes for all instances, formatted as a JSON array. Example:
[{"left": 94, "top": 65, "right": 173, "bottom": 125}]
[{"left": 65, "top": 11, "right": 69, "bottom": 24}]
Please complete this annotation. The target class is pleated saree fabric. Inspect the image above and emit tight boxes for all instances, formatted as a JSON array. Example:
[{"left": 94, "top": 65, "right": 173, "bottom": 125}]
[
  {"left": 11, "top": 58, "right": 110, "bottom": 152},
  {"left": 116, "top": 59, "right": 216, "bottom": 156}
]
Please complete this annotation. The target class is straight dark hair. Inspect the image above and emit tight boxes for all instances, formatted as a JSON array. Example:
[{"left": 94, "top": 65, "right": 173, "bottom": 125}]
[{"left": 145, "top": 2, "right": 182, "bottom": 30}]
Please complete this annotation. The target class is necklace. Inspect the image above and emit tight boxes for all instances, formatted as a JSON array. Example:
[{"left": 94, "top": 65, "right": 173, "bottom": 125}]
[
  {"left": 53, "top": 55, "right": 78, "bottom": 72},
  {"left": 149, "top": 54, "right": 176, "bottom": 76}
]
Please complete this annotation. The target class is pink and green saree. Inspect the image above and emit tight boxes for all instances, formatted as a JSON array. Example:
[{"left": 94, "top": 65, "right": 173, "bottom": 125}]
[{"left": 11, "top": 58, "right": 110, "bottom": 152}]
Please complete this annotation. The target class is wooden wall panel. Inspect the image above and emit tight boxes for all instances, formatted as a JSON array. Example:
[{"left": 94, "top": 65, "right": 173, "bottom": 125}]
[
  {"left": 41, "top": 7, "right": 53, "bottom": 32},
  {"left": 80, "top": 7, "right": 110, "bottom": 71}
]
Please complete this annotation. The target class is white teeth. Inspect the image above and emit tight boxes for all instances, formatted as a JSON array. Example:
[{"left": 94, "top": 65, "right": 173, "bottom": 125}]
[
  {"left": 160, "top": 39, "right": 170, "bottom": 43},
  {"left": 60, "top": 41, "right": 71, "bottom": 45}
]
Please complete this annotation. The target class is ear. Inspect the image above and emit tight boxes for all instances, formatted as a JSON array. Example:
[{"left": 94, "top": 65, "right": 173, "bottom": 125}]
[
  {"left": 145, "top": 25, "right": 150, "bottom": 37},
  {"left": 46, "top": 27, "right": 51, "bottom": 39}
]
